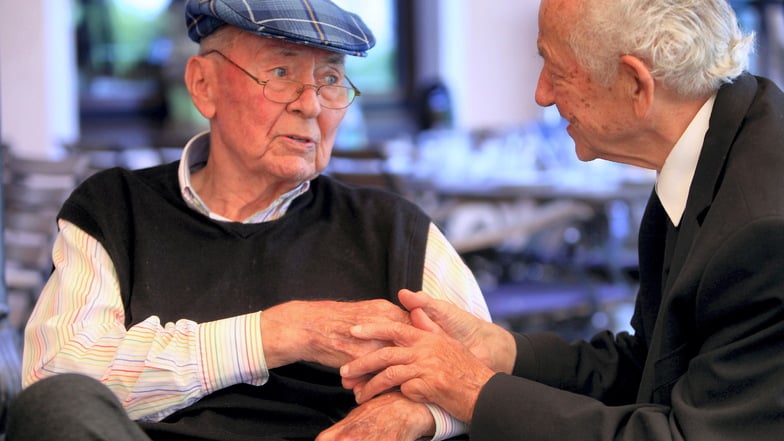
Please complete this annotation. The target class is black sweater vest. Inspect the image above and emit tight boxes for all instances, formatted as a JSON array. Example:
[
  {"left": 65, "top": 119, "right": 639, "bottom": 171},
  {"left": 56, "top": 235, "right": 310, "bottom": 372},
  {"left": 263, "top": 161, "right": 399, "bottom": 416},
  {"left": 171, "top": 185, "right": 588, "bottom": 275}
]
[{"left": 58, "top": 163, "right": 430, "bottom": 440}]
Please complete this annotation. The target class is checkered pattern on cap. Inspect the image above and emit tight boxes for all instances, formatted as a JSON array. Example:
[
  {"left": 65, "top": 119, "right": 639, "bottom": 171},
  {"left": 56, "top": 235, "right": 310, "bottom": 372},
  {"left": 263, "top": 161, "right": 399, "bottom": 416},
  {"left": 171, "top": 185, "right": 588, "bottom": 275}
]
[{"left": 185, "top": 0, "right": 375, "bottom": 57}]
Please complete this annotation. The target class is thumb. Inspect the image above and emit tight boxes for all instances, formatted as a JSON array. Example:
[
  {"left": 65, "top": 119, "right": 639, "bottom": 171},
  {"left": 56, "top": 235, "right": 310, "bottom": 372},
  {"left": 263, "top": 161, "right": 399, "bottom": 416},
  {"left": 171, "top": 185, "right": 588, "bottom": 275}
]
[
  {"left": 410, "top": 308, "right": 445, "bottom": 335},
  {"left": 398, "top": 289, "right": 430, "bottom": 312},
  {"left": 400, "top": 290, "right": 454, "bottom": 329}
]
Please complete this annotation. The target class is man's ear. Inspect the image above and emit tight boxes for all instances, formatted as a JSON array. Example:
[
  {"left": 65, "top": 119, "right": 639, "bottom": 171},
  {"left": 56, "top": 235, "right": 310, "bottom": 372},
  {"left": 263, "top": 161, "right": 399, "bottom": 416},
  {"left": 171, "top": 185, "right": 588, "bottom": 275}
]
[
  {"left": 619, "top": 54, "right": 655, "bottom": 118},
  {"left": 184, "top": 55, "right": 217, "bottom": 119}
]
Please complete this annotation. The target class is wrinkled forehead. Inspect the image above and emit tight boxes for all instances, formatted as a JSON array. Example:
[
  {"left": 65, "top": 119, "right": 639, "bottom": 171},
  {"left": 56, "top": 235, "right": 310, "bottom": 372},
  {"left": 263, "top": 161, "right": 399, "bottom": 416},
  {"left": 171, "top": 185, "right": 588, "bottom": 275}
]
[
  {"left": 537, "top": 0, "right": 579, "bottom": 53},
  {"left": 539, "top": 0, "right": 579, "bottom": 32}
]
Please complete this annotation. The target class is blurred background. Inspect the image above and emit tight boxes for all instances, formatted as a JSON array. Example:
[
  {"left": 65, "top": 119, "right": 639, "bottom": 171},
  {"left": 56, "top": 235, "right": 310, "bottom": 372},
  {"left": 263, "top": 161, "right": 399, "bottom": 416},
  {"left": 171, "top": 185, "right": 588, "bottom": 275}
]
[{"left": 1, "top": 0, "right": 782, "bottom": 430}]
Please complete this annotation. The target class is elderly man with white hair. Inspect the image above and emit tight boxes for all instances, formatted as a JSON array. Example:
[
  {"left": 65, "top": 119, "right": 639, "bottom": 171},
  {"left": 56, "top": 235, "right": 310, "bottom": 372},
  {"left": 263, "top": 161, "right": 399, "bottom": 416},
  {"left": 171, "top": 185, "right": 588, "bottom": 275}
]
[{"left": 341, "top": 0, "right": 784, "bottom": 439}]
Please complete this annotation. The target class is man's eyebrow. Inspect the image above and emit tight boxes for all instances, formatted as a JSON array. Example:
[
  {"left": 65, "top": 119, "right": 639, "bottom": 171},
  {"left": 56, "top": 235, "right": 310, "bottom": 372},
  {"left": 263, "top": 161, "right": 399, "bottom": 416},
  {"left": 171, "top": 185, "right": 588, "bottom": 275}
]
[
  {"left": 273, "top": 47, "right": 299, "bottom": 58},
  {"left": 270, "top": 47, "right": 345, "bottom": 66},
  {"left": 327, "top": 54, "right": 346, "bottom": 66}
]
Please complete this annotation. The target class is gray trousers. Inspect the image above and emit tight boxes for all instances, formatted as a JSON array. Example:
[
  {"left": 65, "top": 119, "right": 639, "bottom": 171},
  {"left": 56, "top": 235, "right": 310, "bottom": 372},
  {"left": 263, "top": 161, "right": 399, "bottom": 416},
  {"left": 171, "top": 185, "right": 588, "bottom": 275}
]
[{"left": 7, "top": 374, "right": 150, "bottom": 441}]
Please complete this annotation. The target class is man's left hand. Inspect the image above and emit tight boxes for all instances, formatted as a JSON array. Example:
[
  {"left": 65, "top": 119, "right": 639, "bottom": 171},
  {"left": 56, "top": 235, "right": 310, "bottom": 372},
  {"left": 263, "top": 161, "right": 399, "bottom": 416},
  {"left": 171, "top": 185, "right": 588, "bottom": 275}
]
[{"left": 316, "top": 392, "right": 435, "bottom": 441}]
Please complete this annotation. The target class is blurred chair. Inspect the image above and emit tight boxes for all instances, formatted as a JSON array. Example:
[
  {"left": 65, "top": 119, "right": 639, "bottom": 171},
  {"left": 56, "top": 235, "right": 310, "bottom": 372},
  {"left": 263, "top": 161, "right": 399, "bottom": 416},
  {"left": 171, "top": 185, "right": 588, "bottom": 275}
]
[
  {"left": 3, "top": 150, "right": 90, "bottom": 308},
  {"left": 66, "top": 142, "right": 170, "bottom": 175},
  {"left": 0, "top": 322, "right": 22, "bottom": 438},
  {"left": 443, "top": 198, "right": 594, "bottom": 255}
]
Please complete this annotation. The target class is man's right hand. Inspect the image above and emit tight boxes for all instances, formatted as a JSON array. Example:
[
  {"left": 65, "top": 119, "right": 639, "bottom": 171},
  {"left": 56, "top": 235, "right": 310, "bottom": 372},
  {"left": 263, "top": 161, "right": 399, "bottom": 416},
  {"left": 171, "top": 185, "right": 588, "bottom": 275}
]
[
  {"left": 339, "top": 318, "right": 495, "bottom": 423},
  {"left": 260, "top": 299, "right": 410, "bottom": 369},
  {"left": 398, "top": 289, "right": 516, "bottom": 375}
]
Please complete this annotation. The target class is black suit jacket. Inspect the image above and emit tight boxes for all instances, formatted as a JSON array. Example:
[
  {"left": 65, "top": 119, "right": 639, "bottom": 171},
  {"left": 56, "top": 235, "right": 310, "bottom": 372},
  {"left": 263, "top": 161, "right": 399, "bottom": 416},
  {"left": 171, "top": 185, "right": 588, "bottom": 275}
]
[{"left": 470, "top": 74, "right": 784, "bottom": 440}]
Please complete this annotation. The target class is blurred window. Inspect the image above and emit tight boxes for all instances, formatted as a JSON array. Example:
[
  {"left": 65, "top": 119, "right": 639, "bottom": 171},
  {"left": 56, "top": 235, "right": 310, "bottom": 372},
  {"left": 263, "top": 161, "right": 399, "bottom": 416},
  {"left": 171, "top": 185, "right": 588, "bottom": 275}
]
[
  {"left": 333, "top": 0, "right": 399, "bottom": 96},
  {"left": 75, "top": 0, "right": 409, "bottom": 145}
]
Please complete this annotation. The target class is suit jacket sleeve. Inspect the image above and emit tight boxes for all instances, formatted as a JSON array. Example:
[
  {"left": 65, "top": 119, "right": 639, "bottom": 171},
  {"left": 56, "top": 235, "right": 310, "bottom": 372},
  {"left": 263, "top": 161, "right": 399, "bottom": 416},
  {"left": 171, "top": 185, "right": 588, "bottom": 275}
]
[{"left": 469, "top": 219, "right": 784, "bottom": 441}]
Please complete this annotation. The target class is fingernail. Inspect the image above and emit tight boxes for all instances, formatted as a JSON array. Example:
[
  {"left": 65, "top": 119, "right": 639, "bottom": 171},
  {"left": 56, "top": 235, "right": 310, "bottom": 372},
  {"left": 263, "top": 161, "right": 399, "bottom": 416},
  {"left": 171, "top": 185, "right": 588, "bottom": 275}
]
[{"left": 340, "top": 365, "right": 349, "bottom": 376}]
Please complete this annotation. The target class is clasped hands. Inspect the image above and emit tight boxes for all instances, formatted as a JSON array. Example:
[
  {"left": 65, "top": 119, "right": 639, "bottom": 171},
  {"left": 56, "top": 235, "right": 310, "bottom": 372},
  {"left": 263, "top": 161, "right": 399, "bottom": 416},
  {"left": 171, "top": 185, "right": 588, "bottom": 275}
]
[
  {"left": 261, "top": 290, "right": 514, "bottom": 439},
  {"left": 338, "top": 289, "right": 505, "bottom": 424},
  {"left": 328, "top": 289, "right": 515, "bottom": 425}
]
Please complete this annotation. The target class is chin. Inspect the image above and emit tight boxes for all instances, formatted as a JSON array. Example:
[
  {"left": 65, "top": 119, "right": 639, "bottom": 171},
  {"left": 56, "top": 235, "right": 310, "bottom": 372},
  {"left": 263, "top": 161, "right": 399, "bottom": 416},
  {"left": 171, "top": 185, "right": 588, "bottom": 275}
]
[{"left": 574, "top": 144, "right": 599, "bottom": 162}]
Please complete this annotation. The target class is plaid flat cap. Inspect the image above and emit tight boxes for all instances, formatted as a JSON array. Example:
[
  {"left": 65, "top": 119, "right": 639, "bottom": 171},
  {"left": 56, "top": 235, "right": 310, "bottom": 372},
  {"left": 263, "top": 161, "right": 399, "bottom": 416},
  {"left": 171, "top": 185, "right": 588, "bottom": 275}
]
[{"left": 185, "top": 0, "right": 375, "bottom": 57}]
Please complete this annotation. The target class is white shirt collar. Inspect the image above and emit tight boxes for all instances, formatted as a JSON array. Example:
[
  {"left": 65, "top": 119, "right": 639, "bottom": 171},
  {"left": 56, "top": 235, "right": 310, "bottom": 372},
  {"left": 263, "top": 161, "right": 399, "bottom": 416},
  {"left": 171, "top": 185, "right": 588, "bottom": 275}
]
[
  {"left": 656, "top": 94, "right": 716, "bottom": 226},
  {"left": 178, "top": 131, "right": 212, "bottom": 216},
  {"left": 177, "top": 131, "right": 310, "bottom": 223}
]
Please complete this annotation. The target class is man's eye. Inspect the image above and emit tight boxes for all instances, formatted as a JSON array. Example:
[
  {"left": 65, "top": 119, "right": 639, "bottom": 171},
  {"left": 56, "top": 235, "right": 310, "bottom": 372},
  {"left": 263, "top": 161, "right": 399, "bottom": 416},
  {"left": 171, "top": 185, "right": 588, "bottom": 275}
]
[
  {"left": 270, "top": 67, "right": 287, "bottom": 78},
  {"left": 548, "top": 69, "right": 563, "bottom": 81}
]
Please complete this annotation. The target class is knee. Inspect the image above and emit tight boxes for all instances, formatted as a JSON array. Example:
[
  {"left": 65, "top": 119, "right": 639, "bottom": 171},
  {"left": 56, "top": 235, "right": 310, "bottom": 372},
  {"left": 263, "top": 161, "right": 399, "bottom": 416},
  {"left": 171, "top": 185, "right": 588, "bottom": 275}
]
[
  {"left": 14, "top": 374, "right": 111, "bottom": 411},
  {"left": 7, "top": 374, "right": 119, "bottom": 433}
]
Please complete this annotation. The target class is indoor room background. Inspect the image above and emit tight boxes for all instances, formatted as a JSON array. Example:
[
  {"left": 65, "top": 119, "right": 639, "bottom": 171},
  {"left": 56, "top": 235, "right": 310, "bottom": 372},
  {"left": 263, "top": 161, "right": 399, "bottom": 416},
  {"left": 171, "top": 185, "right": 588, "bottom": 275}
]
[{"left": 1, "top": 0, "right": 782, "bottom": 416}]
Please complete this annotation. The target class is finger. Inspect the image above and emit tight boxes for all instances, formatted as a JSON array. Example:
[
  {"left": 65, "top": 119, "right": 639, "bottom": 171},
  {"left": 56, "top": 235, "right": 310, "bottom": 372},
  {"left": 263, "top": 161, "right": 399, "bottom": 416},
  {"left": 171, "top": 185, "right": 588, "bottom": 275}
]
[
  {"left": 354, "top": 364, "right": 418, "bottom": 404},
  {"left": 397, "top": 289, "right": 430, "bottom": 312},
  {"left": 348, "top": 322, "right": 423, "bottom": 346},
  {"left": 341, "top": 374, "right": 369, "bottom": 390},
  {"left": 350, "top": 299, "right": 408, "bottom": 323},
  {"left": 409, "top": 308, "right": 445, "bottom": 335},
  {"left": 399, "top": 378, "right": 430, "bottom": 403},
  {"left": 340, "top": 346, "right": 412, "bottom": 379},
  {"left": 399, "top": 290, "right": 456, "bottom": 329}
]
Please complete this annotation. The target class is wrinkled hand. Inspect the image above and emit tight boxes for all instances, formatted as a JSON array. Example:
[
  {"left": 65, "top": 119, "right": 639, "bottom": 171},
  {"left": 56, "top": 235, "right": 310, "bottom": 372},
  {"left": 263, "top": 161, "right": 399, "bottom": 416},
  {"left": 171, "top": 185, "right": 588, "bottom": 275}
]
[
  {"left": 340, "top": 318, "right": 495, "bottom": 423},
  {"left": 316, "top": 392, "right": 435, "bottom": 441},
  {"left": 399, "top": 289, "right": 516, "bottom": 374},
  {"left": 261, "top": 299, "right": 410, "bottom": 369}
]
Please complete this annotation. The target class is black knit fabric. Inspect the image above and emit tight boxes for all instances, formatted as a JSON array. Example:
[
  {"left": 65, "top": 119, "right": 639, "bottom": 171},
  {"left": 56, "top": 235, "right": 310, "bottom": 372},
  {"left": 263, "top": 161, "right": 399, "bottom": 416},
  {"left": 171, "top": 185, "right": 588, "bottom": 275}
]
[{"left": 57, "top": 163, "right": 431, "bottom": 440}]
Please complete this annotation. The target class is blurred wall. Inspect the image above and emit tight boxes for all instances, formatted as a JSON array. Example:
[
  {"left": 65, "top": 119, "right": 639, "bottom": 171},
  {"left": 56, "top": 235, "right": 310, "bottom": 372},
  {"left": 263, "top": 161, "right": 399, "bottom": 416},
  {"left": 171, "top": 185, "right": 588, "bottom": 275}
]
[
  {"left": 440, "top": 0, "right": 543, "bottom": 130},
  {"left": 1, "top": 0, "right": 79, "bottom": 159}
]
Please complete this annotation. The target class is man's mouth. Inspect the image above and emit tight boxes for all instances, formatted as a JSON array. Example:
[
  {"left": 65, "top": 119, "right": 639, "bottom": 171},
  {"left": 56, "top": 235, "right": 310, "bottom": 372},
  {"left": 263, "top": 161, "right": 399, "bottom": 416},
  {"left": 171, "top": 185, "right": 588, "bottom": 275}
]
[{"left": 287, "top": 135, "right": 314, "bottom": 143}]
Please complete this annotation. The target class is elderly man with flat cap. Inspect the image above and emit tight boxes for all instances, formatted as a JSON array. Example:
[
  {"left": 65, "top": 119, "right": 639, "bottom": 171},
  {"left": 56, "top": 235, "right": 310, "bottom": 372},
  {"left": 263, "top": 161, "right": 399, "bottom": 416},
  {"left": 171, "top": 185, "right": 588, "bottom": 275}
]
[{"left": 6, "top": 1, "right": 489, "bottom": 440}]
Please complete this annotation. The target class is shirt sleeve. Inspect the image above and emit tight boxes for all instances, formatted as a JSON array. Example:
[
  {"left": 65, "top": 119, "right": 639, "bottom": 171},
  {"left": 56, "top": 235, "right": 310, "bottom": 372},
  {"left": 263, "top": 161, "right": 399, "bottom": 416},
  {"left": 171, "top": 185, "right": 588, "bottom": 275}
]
[
  {"left": 423, "top": 223, "right": 491, "bottom": 321},
  {"left": 21, "top": 220, "right": 269, "bottom": 422},
  {"left": 421, "top": 222, "right": 491, "bottom": 440}
]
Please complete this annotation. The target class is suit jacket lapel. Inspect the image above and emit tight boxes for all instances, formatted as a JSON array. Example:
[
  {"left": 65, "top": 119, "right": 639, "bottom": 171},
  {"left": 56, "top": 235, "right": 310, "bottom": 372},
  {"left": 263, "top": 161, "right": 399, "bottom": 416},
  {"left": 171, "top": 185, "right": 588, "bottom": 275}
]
[
  {"left": 636, "top": 75, "right": 760, "bottom": 403},
  {"left": 662, "top": 74, "right": 757, "bottom": 291}
]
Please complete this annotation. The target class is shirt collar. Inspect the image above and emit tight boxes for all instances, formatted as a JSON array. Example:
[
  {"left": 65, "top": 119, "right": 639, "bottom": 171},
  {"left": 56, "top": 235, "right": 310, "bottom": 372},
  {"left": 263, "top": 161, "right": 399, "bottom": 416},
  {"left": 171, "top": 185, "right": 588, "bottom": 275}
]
[
  {"left": 656, "top": 94, "right": 716, "bottom": 226},
  {"left": 178, "top": 131, "right": 310, "bottom": 224}
]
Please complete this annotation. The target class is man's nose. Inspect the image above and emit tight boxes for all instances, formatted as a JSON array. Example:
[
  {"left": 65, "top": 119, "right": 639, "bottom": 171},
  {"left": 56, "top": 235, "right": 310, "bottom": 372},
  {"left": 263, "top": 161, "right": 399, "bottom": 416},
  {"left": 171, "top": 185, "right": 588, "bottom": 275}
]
[{"left": 534, "top": 69, "right": 555, "bottom": 107}]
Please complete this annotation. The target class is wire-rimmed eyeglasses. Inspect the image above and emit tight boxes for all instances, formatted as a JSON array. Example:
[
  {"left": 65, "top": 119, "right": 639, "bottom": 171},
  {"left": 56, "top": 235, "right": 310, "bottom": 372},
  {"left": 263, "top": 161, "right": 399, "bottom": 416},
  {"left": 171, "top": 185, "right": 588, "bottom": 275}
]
[{"left": 203, "top": 50, "right": 361, "bottom": 109}]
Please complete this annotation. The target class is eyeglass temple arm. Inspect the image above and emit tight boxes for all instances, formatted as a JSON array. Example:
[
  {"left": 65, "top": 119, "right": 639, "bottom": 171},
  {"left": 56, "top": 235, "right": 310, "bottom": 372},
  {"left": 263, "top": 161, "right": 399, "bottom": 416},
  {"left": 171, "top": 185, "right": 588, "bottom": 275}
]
[{"left": 346, "top": 76, "right": 361, "bottom": 97}]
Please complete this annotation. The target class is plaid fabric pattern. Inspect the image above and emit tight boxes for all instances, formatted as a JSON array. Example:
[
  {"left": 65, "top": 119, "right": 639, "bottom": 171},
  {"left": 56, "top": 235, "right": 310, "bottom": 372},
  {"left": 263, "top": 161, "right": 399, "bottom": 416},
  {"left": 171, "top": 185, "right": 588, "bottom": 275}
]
[{"left": 185, "top": 0, "right": 375, "bottom": 56}]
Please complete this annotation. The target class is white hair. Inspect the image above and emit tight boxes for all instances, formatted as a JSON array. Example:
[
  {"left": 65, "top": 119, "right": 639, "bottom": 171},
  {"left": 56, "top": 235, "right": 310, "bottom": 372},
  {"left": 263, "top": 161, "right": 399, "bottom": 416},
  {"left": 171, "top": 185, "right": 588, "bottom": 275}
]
[{"left": 569, "top": 0, "right": 755, "bottom": 98}]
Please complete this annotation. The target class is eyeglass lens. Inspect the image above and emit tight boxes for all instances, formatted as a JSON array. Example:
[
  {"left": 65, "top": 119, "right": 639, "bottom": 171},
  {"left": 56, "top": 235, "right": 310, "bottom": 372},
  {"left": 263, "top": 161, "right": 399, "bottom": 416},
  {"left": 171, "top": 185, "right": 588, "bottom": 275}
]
[{"left": 264, "top": 79, "right": 355, "bottom": 109}]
